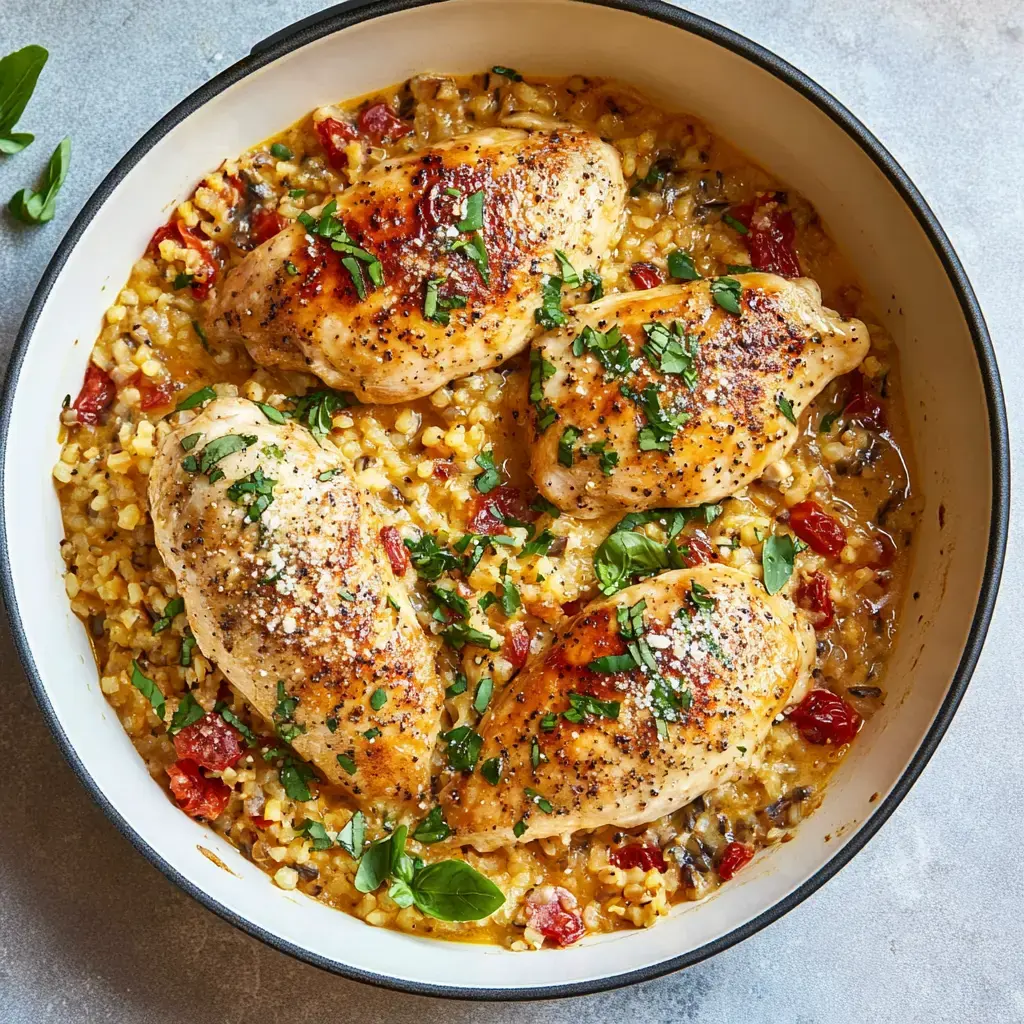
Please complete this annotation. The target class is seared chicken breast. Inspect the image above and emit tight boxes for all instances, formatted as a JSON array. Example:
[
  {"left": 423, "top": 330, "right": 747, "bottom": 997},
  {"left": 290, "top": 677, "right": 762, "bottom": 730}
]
[
  {"left": 441, "top": 564, "right": 814, "bottom": 850},
  {"left": 529, "top": 275, "right": 869, "bottom": 516},
  {"left": 148, "top": 397, "right": 442, "bottom": 812},
  {"left": 213, "top": 125, "right": 625, "bottom": 402}
]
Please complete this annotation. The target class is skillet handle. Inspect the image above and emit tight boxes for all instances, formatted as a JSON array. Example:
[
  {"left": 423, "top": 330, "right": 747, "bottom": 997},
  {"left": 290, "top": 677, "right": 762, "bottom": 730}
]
[{"left": 250, "top": 0, "right": 389, "bottom": 56}]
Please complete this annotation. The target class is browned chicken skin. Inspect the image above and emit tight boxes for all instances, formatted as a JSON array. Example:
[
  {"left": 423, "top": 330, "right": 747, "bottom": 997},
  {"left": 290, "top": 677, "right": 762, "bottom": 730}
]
[
  {"left": 441, "top": 565, "right": 814, "bottom": 850},
  {"left": 213, "top": 125, "right": 625, "bottom": 402},
  {"left": 529, "top": 275, "right": 870, "bottom": 516},
  {"left": 148, "top": 397, "right": 442, "bottom": 813}
]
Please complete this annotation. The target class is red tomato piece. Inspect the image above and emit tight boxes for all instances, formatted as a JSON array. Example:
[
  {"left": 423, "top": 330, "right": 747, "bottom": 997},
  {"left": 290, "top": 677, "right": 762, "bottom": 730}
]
[
  {"left": 137, "top": 376, "right": 175, "bottom": 411},
  {"left": 380, "top": 525, "right": 410, "bottom": 576},
  {"left": 250, "top": 815, "right": 275, "bottom": 830},
  {"left": 526, "top": 887, "right": 586, "bottom": 947},
  {"left": 315, "top": 116, "right": 358, "bottom": 170},
  {"left": 610, "top": 842, "right": 667, "bottom": 872},
  {"left": 166, "top": 759, "right": 232, "bottom": 820},
  {"left": 728, "top": 194, "right": 800, "bottom": 277},
  {"left": 467, "top": 485, "right": 534, "bottom": 535},
  {"left": 358, "top": 101, "right": 414, "bottom": 142},
  {"left": 249, "top": 208, "right": 289, "bottom": 246},
  {"left": 147, "top": 223, "right": 179, "bottom": 256},
  {"left": 717, "top": 841, "right": 754, "bottom": 881},
  {"left": 629, "top": 261, "right": 664, "bottom": 290},
  {"left": 432, "top": 460, "right": 455, "bottom": 480},
  {"left": 788, "top": 689, "right": 862, "bottom": 746},
  {"left": 787, "top": 500, "right": 847, "bottom": 558},
  {"left": 796, "top": 571, "right": 835, "bottom": 630},
  {"left": 682, "top": 532, "right": 718, "bottom": 567},
  {"left": 172, "top": 712, "right": 244, "bottom": 771},
  {"left": 503, "top": 624, "right": 530, "bottom": 670},
  {"left": 72, "top": 364, "right": 117, "bottom": 425},
  {"left": 176, "top": 223, "right": 219, "bottom": 300},
  {"left": 843, "top": 372, "right": 887, "bottom": 430}
]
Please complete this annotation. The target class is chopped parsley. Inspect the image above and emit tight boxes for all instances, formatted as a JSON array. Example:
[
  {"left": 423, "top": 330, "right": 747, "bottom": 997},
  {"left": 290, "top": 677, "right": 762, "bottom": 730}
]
[
  {"left": 175, "top": 385, "right": 216, "bottom": 412},
  {"left": 298, "top": 199, "right": 384, "bottom": 296},
  {"left": 524, "top": 788, "right": 553, "bottom": 813},
  {"left": 179, "top": 630, "right": 197, "bottom": 667},
  {"left": 583, "top": 267, "right": 604, "bottom": 300},
  {"left": 520, "top": 529, "right": 556, "bottom": 557},
  {"left": 369, "top": 688, "right": 387, "bottom": 711},
  {"left": 777, "top": 394, "right": 798, "bottom": 425},
  {"left": 722, "top": 212, "right": 749, "bottom": 235},
  {"left": 280, "top": 757, "right": 317, "bottom": 799},
  {"left": 404, "top": 533, "right": 461, "bottom": 580},
  {"left": 168, "top": 692, "right": 204, "bottom": 735},
  {"left": 442, "top": 725, "right": 483, "bottom": 771},
  {"left": 473, "top": 677, "right": 494, "bottom": 714},
  {"left": 284, "top": 260, "right": 299, "bottom": 276},
  {"left": 480, "top": 756, "right": 503, "bottom": 785},
  {"left": 287, "top": 388, "right": 356, "bottom": 444},
  {"left": 530, "top": 495, "right": 561, "bottom": 518},
  {"left": 581, "top": 440, "right": 618, "bottom": 476},
  {"left": 558, "top": 426, "right": 581, "bottom": 467},
  {"left": 445, "top": 674, "right": 468, "bottom": 698},
  {"left": 554, "top": 249, "right": 580, "bottom": 286},
  {"left": 513, "top": 819, "right": 527, "bottom": 838},
  {"left": 534, "top": 274, "right": 567, "bottom": 329},
  {"left": 172, "top": 271, "right": 194, "bottom": 290},
  {"left": 423, "top": 276, "right": 468, "bottom": 326},
  {"left": 335, "top": 753, "right": 357, "bottom": 776},
  {"left": 457, "top": 189, "right": 485, "bottom": 232},
  {"left": 622, "top": 383, "right": 690, "bottom": 452},
  {"left": 473, "top": 449, "right": 501, "bottom": 493}
]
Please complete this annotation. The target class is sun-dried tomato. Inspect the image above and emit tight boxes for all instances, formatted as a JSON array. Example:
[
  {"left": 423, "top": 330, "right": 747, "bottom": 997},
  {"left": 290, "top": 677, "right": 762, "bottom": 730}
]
[
  {"left": 72, "top": 364, "right": 116, "bottom": 425},
  {"left": 467, "top": 485, "right": 534, "bottom": 535},
  {"left": 788, "top": 689, "right": 861, "bottom": 746},
  {"left": 432, "top": 460, "right": 455, "bottom": 480},
  {"left": 629, "top": 261, "right": 663, "bottom": 290},
  {"left": 610, "top": 842, "right": 667, "bottom": 872},
  {"left": 503, "top": 624, "right": 530, "bottom": 670},
  {"left": 843, "top": 371, "right": 887, "bottom": 430},
  {"left": 136, "top": 375, "right": 175, "bottom": 411},
  {"left": 173, "top": 712, "right": 244, "bottom": 771},
  {"left": 728, "top": 194, "right": 800, "bottom": 277},
  {"left": 526, "top": 887, "right": 585, "bottom": 947},
  {"left": 314, "top": 116, "right": 358, "bottom": 170},
  {"left": 380, "top": 525, "right": 410, "bottom": 576},
  {"left": 561, "top": 598, "right": 585, "bottom": 618},
  {"left": 796, "top": 571, "right": 834, "bottom": 630},
  {"left": 788, "top": 500, "right": 847, "bottom": 558},
  {"left": 249, "top": 208, "right": 289, "bottom": 246},
  {"left": 166, "top": 759, "right": 232, "bottom": 820},
  {"left": 682, "top": 532, "right": 718, "bottom": 567},
  {"left": 717, "top": 841, "right": 754, "bottom": 880},
  {"left": 871, "top": 531, "right": 898, "bottom": 569},
  {"left": 358, "top": 101, "right": 413, "bottom": 142},
  {"left": 250, "top": 815, "right": 275, "bottom": 830}
]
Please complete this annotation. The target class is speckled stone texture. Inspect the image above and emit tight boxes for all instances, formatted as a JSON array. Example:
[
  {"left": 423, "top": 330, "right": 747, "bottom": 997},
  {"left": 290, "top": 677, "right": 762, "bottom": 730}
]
[{"left": 0, "top": 1, "right": 1021, "bottom": 1021}]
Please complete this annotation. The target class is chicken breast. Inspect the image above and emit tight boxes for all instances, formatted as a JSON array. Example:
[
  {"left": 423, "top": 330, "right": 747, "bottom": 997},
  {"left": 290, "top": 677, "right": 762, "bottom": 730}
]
[
  {"left": 213, "top": 125, "right": 625, "bottom": 402},
  {"left": 528, "top": 274, "right": 869, "bottom": 516},
  {"left": 441, "top": 564, "right": 814, "bottom": 850},
  {"left": 148, "top": 397, "right": 442, "bottom": 813}
]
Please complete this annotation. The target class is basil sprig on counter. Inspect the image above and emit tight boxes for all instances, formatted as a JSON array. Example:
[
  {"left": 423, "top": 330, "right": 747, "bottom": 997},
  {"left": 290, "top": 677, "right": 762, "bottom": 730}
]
[
  {"left": 0, "top": 45, "right": 47, "bottom": 154},
  {"left": 354, "top": 824, "right": 505, "bottom": 921},
  {"left": 9, "top": 135, "right": 70, "bottom": 224}
]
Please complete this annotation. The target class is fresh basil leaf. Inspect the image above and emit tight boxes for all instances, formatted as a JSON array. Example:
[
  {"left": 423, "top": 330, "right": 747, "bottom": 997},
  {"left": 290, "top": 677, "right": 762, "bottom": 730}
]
[
  {"left": 528, "top": 347, "right": 558, "bottom": 432},
  {"left": 336, "top": 810, "right": 366, "bottom": 859},
  {"left": 819, "top": 409, "right": 841, "bottom": 433},
  {"left": 572, "top": 324, "right": 630, "bottom": 377},
  {"left": 0, "top": 44, "right": 47, "bottom": 149},
  {"left": 270, "top": 142, "right": 293, "bottom": 160},
  {"left": 179, "top": 630, "right": 197, "bottom": 667},
  {"left": 762, "top": 533, "right": 797, "bottom": 595},
  {"left": 726, "top": 263, "right": 756, "bottom": 274},
  {"left": 287, "top": 388, "right": 356, "bottom": 444},
  {"left": 688, "top": 580, "right": 716, "bottom": 613},
  {"left": 667, "top": 249, "right": 700, "bottom": 280},
  {"left": 565, "top": 690, "right": 620, "bottom": 719},
  {"left": 558, "top": 426, "right": 581, "bottom": 468},
  {"left": 554, "top": 249, "right": 580, "bottom": 286},
  {"left": 445, "top": 674, "right": 468, "bottom": 698},
  {"left": 583, "top": 267, "right": 604, "bottom": 300},
  {"left": 215, "top": 702, "right": 258, "bottom": 746},
  {"left": 408, "top": 860, "right": 505, "bottom": 922},
  {"left": 642, "top": 321, "right": 699, "bottom": 385},
  {"left": 711, "top": 276, "right": 743, "bottom": 315},
  {"left": 405, "top": 533, "right": 460, "bottom": 580},
  {"left": 777, "top": 394, "right": 797, "bottom": 425},
  {"left": 255, "top": 401, "right": 286, "bottom": 424},
  {"left": 226, "top": 466, "right": 276, "bottom": 522},
  {"left": 192, "top": 320, "right": 211, "bottom": 351},
  {"left": 513, "top": 819, "right": 527, "bottom": 838},
  {"left": 456, "top": 189, "right": 485, "bottom": 232},
  {"left": 524, "top": 787, "right": 553, "bottom": 813},
  {"left": 621, "top": 383, "right": 689, "bottom": 452},
  {"left": 480, "top": 756, "right": 503, "bottom": 785},
  {"left": 168, "top": 692, "right": 204, "bottom": 734},
  {"left": 443, "top": 725, "right": 483, "bottom": 771},
  {"left": 593, "top": 530, "right": 671, "bottom": 595},
  {"left": 534, "top": 274, "right": 567, "bottom": 329},
  {"left": 412, "top": 806, "right": 451, "bottom": 844},
  {"left": 335, "top": 752, "right": 357, "bottom": 775},
  {"left": 130, "top": 660, "right": 165, "bottom": 719},
  {"left": 473, "top": 677, "right": 494, "bottom": 714},
  {"left": 298, "top": 818, "right": 333, "bottom": 851},
  {"left": 530, "top": 496, "right": 561, "bottom": 518},
  {"left": 474, "top": 449, "right": 501, "bottom": 493},
  {"left": 175, "top": 385, "right": 216, "bottom": 411},
  {"left": 354, "top": 831, "right": 396, "bottom": 892},
  {"left": 370, "top": 687, "right": 387, "bottom": 711},
  {"left": 172, "top": 271, "right": 194, "bottom": 290},
  {"left": 587, "top": 652, "right": 637, "bottom": 674},
  {"left": 284, "top": 260, "right": 299, "bottom": 276},
  {"left": 8, "top": 134, "right": 69, "bottom": 224},
  {"left": 722, "top": 212, "right": 749, "bottom": 235},
  {"left": 151, "top": 596, "right": 184, "bottom": 634},
  {"left": 280, "top": 758, "right": 316, "bottom": 799},
  {"left": 520, "top": 529, "right": 555, "bottom": 558}
]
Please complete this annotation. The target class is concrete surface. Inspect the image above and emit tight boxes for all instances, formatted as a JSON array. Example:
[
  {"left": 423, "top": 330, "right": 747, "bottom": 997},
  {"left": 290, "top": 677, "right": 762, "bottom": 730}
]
[{"left": 0, "top": 1, "right": 1021, "bottom": 1021}]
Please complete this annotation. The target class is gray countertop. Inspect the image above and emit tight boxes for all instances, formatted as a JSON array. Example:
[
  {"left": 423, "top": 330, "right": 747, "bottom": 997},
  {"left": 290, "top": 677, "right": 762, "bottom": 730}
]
[{"left": 1, "top": 1, "right": 1021, "bottom": 1021}]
